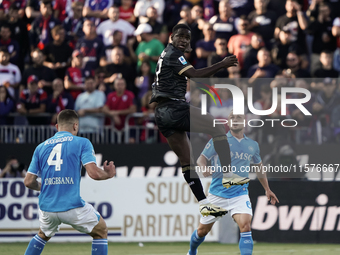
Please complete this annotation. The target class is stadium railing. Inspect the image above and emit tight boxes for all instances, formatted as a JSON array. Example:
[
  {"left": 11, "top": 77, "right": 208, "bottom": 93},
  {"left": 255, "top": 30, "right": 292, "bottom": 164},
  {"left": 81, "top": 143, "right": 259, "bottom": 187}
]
[{"left": 0, "top": 113, "right": 325, "bottom": 144}]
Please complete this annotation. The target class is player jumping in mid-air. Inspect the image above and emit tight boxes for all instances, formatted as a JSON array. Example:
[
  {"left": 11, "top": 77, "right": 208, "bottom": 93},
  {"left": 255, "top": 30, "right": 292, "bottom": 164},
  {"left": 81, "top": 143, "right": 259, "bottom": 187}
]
[
  {"left": 150, "top": 23, "right": 249, "bottom": 217},
  {"left": 187, "top": 111, "right": 279, "bottom": 255},
  {"left": 24, "top": 110, "right": 116, "bottom": 255}
]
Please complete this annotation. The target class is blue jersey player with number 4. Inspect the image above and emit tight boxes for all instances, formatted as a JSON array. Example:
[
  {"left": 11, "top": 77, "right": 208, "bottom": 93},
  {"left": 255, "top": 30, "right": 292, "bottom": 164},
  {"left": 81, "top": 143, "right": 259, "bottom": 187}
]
[
  {"left": 23, "top": 110, "right": 116, "bottom": 255},
  {"left": 187, "top": 111, "right": 279, "bottom": 255}
]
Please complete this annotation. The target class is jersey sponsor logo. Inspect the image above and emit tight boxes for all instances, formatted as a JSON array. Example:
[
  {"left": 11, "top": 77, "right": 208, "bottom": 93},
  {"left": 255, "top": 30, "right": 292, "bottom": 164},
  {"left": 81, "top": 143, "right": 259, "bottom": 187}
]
[
  {"left": 178, "top": 56, "right": 187, "bottom": 65},
  {"left": 231, "top": 151, "right": 253, "bottom": 161},
  {"left": 44, "top": 177, "right": 74, "bottom": 186}
]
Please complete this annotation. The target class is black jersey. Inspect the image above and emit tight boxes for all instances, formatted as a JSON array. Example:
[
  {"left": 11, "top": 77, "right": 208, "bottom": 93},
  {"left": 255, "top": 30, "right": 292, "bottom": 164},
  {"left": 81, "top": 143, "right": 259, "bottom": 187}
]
[{"left": 150, "top": 43, "right": 193, "bottom": 103}]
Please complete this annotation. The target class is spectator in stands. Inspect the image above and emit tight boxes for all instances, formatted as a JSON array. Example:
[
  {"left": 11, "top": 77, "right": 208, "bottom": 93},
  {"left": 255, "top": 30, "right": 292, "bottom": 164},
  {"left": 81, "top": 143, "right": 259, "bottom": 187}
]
[
  {"left": 271, "top": 26, "right": 306, "bottom": 70},
  {"left": 248, "top": 0, "right": 277, "bottom": 47},
  {"left": 129, "top": 23, "right": 164, "bottom": 75},
  {"left": 135, "top": 60, "right": 153, "bottom": 103},
  {"left": 0, "top": 157, "right": 26, "bottom": 178},
  {"left": 195, "top": 22, "right": 215, "bottom": 68},
  {"left": 22, "top": 48, "right": 56, "bottom": 95},
  {"left": 274, "top": 0, "right": 308, "bottom": 52},
  {"left": 95, "top": 67, "right": 111, "bottom": 95},
  {"left": 0, "top": 47, "right": 21, "bottom": 98},
  {"left": 0, "top": 24, "right": 20, "bottom": 66},
  {"left": 178, "top": 5, "right": 202, "bottom": 61},
  {"left": 333, "top": 15, "right": 340, "bottom": 73},
  {"left": 207, "top": 37, "right": 229, "bottom": 78},
  {"left": 54, "top": 0, "right": 84, "bottom": 22},
  {"left": 248, "top": 47, "right": 279, "bottom": 79},
  {"left": 75, "top": 76, "right": 106, "bottom": 134},
  {"left": 209, "top": 0, "right": 237, "bottom": 42},
  {"left": 29, "top": 0, "right": 61, "bottom": 51},
  {"left": 43, "top": 25, "right": 73, "bottom": 79},
  {"left": 243, "top": 33, "right": 264, "bottom": 76},
  {"left": 0, "top": 0, "right": 25, "bottom": 20},
  {"left": 96, "top": 6, "right": 135, "bottom": 46},
  {"left": 248, "top": 47, "right": 279, "bottom": 100},
  {"left": 82, "top": 0, "right": 112, "bottom": 26},
  {"left": 163, "top": 0, "right": 189, "bottom": 31},
  {"left": 102, "top": 77, "right": 136, "bottom": 136},
  {"left": 76, "top": 19, "right": 105, "bottom": 72},
  {"left": 229, "top": 0, "right": 254, "bottom": 17},
  {"left": 134, "top": 0, "right": 165, "bottom": 23},
  {"left": 313, "top": 78, "right": 340, "bottom": 120},
  {"left": 64, "top": 50, "right": 88, "bottom": 100},
  {"left": 47, "top": 78, "right": 74, "bottom": 124},
  {"left": 0, "top": 86, "right": 15, "bottom": 125},
  {"left": 101, "top": 30, "right": 131, "bottom": 66},
  {"left": 4, "top": 4, "right": 29, "bottom": 72},
  {"left": 119, "top": 0, "right": 136, "bottom": 24},
  {"left": 25, "top": 0, "right": 41, "bottom": 20},
  {"left": 63, "top": 1, "right": 85, "bottom": 46},
  {"left": 18, "top": 75, "right": 48, "bottom": 125},
  {"left": 313, "top": 50, "right": 339, "bottom": 78},
  {"left": 147, "top": 6, "right": 168, "bottom": 45},
  {"left": 104, "top": 47, "right": 136, "bottom": 94},
  {"left": 307, "top": 3, "right": 337, "bottom": 75},
  {"left": 284, "top": 51, "right": 311, "bottom": 78},
  {"left": 191, "top": 4, "right": 204, "bottom": 30},
  {"left": 228, "top": 16, "right": 254, "bottom": 70}
]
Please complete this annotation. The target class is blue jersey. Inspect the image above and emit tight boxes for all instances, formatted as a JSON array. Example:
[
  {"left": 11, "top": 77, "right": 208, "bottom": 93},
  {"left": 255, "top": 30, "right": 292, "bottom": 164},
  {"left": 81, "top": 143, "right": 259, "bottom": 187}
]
[
  {"left": 201, "top": 131, "right": 262, "bottom": 199},
  {"left": 28, "top": 131, "right": 96, "bottom": 212}
]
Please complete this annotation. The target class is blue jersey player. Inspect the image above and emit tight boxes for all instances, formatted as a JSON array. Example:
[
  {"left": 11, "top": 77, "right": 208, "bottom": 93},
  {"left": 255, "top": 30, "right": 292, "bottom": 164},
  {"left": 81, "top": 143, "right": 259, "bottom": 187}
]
[
  {"left": 23, "top": 110, "right": 116, "bottom": 255},
  {"left": 187, "top": 112, "right": 279, "bottom": 255}
]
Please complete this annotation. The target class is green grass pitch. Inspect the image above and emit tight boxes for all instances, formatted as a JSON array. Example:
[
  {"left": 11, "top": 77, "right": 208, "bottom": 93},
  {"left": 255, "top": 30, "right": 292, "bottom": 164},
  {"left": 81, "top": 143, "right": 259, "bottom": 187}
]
[{"left": 3, "top": 242, "right": 340, "bottom": 255}]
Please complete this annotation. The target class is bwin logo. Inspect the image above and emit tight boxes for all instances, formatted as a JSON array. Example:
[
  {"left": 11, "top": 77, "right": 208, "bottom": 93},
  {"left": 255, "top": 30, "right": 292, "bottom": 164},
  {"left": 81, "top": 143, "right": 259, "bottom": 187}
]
[{"left": 252, "top": 194, "right": 340, "bottom": 231}]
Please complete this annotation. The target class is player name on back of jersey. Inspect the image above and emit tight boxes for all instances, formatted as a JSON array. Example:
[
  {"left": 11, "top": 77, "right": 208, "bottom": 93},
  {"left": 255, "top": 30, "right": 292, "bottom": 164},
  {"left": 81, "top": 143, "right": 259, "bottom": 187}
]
[
  {"left": 44, "top": 135, "right": 74, "bottom": 145},
  {"left": 44, "top": 177, "right": 74, "bottom": 186}
]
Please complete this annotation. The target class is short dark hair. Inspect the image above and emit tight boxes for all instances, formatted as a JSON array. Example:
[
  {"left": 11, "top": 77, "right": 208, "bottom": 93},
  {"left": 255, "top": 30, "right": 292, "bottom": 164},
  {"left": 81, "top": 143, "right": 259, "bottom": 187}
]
[
  {"left": 57, "top": 110, "right": 79, "bottom": 126},
  {"left": 321, "top": 49, "right": 332, "bottom": 55},
  {"left": 0, "top": 46, "right": 9, "bottom": 54},
  {"left": 0, "top": 24, "right": 10, "bottom": 31},
  {"left": 85, "top": 76, "right": 94, "bottom": 82},
  {"left": 172, "top": 23, "right": 191, "bottom": 34}
]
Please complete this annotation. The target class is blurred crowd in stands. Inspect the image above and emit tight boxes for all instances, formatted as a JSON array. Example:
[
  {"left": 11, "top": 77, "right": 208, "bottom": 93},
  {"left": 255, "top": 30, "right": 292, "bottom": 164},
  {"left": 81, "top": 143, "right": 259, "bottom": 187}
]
[{"left": 0, "top": 0, "right": 340, "bottom": 144}]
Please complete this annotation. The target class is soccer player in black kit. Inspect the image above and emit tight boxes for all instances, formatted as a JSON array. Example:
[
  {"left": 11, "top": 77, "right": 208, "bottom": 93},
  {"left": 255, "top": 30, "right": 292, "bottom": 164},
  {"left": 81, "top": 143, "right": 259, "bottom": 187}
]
[{"left": 150, "top": 23, "right": 250, "bottom": 217}]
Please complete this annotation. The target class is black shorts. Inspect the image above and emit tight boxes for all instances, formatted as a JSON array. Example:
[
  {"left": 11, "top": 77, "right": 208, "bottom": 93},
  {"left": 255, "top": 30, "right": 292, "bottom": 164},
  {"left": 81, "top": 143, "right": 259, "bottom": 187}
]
[{"left": 155, "top": 99, "right": 190, "bottom": 138}]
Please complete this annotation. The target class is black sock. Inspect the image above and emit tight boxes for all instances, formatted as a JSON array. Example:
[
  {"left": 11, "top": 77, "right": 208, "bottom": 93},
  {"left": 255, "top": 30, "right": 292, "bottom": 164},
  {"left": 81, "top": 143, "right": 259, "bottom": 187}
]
[
  {"left": 182, "top": 165, "right": 206, "bottom": 201},
  {"left": 212, "top": 135, "right": 231, "bottom": 171}
]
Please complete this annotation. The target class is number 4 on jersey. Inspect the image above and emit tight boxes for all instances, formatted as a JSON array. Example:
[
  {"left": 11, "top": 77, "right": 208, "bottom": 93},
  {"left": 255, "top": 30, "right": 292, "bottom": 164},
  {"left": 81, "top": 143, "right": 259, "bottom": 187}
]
[{"left": 47, "top": 144, "right": 63, "bottom": 171}]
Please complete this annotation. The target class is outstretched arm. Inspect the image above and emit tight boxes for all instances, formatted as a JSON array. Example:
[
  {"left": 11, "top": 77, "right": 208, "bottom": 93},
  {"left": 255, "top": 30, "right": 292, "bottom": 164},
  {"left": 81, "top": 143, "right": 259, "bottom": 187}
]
[
  {"left": 183, "top": 55, "right": 238, "bottom": 78},
  {"left": 254, "top": 162, "right": 279, "bottom": 205}
]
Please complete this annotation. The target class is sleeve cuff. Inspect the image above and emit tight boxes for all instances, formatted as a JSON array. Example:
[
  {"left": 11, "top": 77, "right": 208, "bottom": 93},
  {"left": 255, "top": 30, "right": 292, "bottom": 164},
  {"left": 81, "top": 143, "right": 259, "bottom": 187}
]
[{"left": 178, "top": 65, "right": 193, "bottom": 75}]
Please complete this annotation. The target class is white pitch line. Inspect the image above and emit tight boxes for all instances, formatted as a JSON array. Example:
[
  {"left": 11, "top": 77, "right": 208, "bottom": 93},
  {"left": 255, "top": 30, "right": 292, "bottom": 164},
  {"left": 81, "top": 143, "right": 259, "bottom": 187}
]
[{"left": 132, "top": 247, "right": 340, "bottom": 255}]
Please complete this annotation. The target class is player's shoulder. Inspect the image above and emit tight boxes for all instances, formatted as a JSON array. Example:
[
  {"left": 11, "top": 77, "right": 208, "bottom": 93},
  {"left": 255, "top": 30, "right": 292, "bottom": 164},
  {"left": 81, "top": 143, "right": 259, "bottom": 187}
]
[
  {"left": 245, "top": 136, "right": 260, "bottom": 149},
  {"left": 164, "top": 44, "right": 182, "bottom": 58}
]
